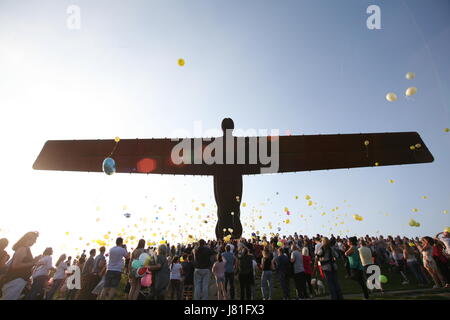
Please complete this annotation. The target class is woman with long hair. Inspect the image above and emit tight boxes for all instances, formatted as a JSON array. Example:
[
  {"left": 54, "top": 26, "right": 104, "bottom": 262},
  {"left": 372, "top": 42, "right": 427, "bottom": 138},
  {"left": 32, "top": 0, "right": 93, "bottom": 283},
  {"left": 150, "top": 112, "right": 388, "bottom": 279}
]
[
  {"left": 212, "top": 253, "right": 227, "bottom": 300},
  {"left": 1, "top": 232, "right": 40, "bottom": 300},
  {"left": 259, "top": 247, "right": 274, "bottom": 300},
  {"left": 46, "top": 254, "right": 67, "bottom": 300},
  {"left": 345, "top": 237, "right": 369, "bottom": 299},
  {"left": 128, "top": 239, "right": 146, "bottom": 300},
  {"left": 416, "top": 237, "right": 444, "bottom": 288}
]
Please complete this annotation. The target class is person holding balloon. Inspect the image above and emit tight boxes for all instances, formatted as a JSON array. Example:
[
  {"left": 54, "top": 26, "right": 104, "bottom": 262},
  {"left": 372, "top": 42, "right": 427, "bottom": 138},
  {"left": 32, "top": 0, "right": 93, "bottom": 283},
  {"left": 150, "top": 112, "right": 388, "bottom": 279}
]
[
  {"left": 345, "top": 237, "right": 369, "bottom": 300},
  {"left": 1, "top": 232, "right": 41, "bottom": 300},
  {"left": 315, "top": 237, "right": 343, "bottom": 300},
  {"left": 127, "top": 239, "right": 146, "bottom": 300}
]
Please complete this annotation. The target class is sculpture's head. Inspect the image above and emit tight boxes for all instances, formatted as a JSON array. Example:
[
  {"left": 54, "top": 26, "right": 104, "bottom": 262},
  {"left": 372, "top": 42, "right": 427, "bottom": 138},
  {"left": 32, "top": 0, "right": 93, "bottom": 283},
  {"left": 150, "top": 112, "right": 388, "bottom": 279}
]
[{"left": 221, "top": 118, "right": 234, "bottom": 135}]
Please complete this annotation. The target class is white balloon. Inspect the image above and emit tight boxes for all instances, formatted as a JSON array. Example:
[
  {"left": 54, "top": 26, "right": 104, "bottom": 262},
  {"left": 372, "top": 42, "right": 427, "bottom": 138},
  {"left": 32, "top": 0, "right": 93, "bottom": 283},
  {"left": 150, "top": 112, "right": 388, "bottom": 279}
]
[
  {"left": 405, "top": 87, "right": 417, "bottom": 97},
  {"left": 406, "top": 72, "right": 415, "bottom": 80},
  {"left": 386, "top": 93, "right": 397, "bottom": 102}
]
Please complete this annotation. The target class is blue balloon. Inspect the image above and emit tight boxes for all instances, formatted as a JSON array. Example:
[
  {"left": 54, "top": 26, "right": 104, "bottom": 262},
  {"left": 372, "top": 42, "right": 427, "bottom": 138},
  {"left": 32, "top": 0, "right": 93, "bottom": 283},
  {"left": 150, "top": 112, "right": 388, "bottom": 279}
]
[
  {"left": 132, "top": 259, "right": 143, "bottom": 270},
  {"left": 102, "top": 157, "right": 116, "bottom": 175}
]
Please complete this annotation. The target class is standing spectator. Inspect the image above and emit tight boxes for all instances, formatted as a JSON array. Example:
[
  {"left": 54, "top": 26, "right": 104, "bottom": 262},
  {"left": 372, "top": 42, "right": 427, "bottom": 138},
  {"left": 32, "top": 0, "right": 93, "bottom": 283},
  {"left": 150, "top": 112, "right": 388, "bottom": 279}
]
[
  {"left": 416, "top": 237, "right": 444, "bottom": 288},
  {"left": 315, "top": 237, "right": 343, "bottom": 300},
  {"left": 128, "top": 239, "right": 146, "bottom": 300},
  {"left": 99, "top": 237, "right": 128, "bottom": 300},
  {"left": 291, "top": 244, "right": 308, "bottom": 299},
  {"left": 345, "top": 237, "right": 369, "bottom": 300},
  {"left": 251, "top": 255, "right": 258, "bottom": 299},
  {"left": 274, "top": 248, "right": 290, "bottom": 300},
  {"left": 302, "top": 247, "right": 313, "bottom": 298},
  {"left": 1, "top": 232, "right": 40, "bottom": 300},
  {"left": 259, "top": 248, "right": 274, "bottom": 300},
  {"left": 46, "top": 254, "right": 67, "bottom": 300},
  {"left": 403, "top": 243, "right": 427, "bottom": 286},
  {"left": 360, "top": 240, "right": 384, "bottom": 292},
  {"left": 388, "top": 241, "right": 409, "bottom": 285},
  {"left": 147, "top": 244, "right": 170, "bottom": 300},
  {"left": 222, "top": 245, "right": 236, "bottom": 299},
  {"left": 27, "top": 247, "right": 55, "bottom": 300},
  {"left": 436, "top": 228, "right": 450, "bottom": 257},
  {"left": 76, "top": 248, "right": 97, "bottom": 300},
  {"left": 237, "top": 247, "right": 253, "bottom": 300},
  {"left": 432, "top": 239, "right": 450, "bottom": 288},
  {"left": 181, "top": 254, "right": 194, "bottom": 300},
  {"left": 169, "top": 256, "right": 183, "bottom": 300},
  {"left": 91, "top": 246, "right": 106, "bottom": 299},
  {"left": 212, "top": 254, "right": 227, "bottom": 300},
  {"left": 193, "top": 239, "right": 215, "bottom": 300},
  {"left": 0, "top": 238, "right": 10, "bottom": 278}
]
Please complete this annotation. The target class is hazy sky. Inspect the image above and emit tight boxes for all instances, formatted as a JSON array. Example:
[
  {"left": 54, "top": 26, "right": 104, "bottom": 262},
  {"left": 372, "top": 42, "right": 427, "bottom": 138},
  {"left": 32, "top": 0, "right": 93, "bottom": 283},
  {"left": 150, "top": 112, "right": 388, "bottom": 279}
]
[{"left": 0, "top": 0, "right": 449, "bottom": 257}]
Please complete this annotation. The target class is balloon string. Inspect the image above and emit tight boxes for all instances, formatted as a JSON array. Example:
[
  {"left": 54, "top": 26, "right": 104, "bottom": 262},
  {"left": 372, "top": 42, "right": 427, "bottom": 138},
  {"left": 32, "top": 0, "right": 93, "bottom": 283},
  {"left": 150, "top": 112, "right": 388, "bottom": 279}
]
[{"left": 108, "top": 141, "right": 119, "bottom": 158}]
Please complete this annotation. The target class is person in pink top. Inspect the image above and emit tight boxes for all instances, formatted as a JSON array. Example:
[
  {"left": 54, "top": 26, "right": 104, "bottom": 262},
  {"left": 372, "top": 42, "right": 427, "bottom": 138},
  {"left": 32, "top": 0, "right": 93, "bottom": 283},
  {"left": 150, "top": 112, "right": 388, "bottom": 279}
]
[
  {"left": 212, "top": 254, "right": 227, "bottom": 300},
  {"left": 302, "top": 247, "right": 314, "bottom": 298}
]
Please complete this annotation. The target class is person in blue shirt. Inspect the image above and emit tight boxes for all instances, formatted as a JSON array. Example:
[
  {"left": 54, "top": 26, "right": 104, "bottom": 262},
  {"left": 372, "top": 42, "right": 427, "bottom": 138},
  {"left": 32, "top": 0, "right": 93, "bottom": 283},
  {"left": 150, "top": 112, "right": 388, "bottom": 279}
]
[{"left": 221, "top": 245, "right": 237, "bottom": 299}]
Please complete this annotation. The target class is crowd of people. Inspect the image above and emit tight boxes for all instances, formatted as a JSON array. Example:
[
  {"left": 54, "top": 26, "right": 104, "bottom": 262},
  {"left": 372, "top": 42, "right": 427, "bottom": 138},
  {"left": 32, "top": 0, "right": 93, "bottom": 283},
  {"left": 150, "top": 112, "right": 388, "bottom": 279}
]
[{"left": 0, "top": 228, "right": 449, "bottom": 300}]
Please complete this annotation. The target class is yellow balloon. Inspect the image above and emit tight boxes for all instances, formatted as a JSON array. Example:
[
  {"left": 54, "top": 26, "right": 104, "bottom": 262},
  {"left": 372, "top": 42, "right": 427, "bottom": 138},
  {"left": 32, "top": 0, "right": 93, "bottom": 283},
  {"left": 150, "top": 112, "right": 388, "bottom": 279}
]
[
  {"left": 242, "top": 202, "right": 247, "bottom": 207},
  {"left": 406, "top": 72, "right": 415, "bottom": 80},
  {"left": 364, "top": 140, "right": 370, "bottom": 146},
  {"left": 114, "top": 137, "right": 121, "bottom": 143},
  {"left": 405, "top": 87, "right": 417, "bottom": 97},
  {"left": 178, "top": 58, "right": 185, "bottom": 66},
  {"left": 386, "top": 93, "right": 397, "bottom": 102},
  {"left": 389, "top": 179, "right": 394, "bottom": 183},
  {"left": 410, "top": 145, "right": 416, "bottom": 150},
  {"left": 443, "top": 210, "right": 448, "bottom": 214},
  {"left": 375, "top": 162, "right": 379, "bottom": 166},
  {"left": 445, "top": 128, "right": 450, "bottom": 133},
  {"left": 305, "top": 195, "right": 311, "bottom": 200}
]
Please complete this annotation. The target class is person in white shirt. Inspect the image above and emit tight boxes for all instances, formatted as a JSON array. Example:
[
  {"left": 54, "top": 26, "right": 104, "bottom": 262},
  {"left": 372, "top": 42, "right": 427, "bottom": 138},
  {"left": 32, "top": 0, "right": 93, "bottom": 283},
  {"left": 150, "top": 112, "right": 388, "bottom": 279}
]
[
  {"left": 27, "top": 247, "right": 55, "bottom": 300},
  {"left": 169, "top": 256, "right": 183, "bottom": 300},
  {"left": 46, "top": 254, "right": 68, "bottom": 300},
  {"left": 99, "top": 238, "right": 128, "bottom": 300},
  {"left": 358, "top": 240, "right": 373, "bottom": 267}
]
